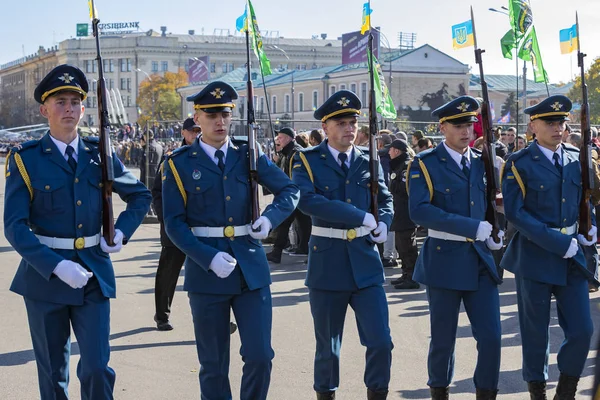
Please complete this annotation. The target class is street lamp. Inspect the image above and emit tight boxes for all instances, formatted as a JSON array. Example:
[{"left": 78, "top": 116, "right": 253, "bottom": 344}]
[
  {"left": 269, "top": 45, "right": 295, "bottom": 127},
  {"left": 135, "top": 67, "right": 157, "bottom": 196}
]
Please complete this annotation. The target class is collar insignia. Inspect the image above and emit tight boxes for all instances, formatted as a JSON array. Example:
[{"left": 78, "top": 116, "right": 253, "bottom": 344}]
[
  {"left": 211, "top": 88, "right": 224, "bottom": 99},
  {"left": 457, "top": 102, "right": 470, "bottom": 112},
  {"left": 337, "top": 97, "right": 350, "bottom": 107},
  {"left": 59, "top": 73, "right": 75, "bottom": 84}
]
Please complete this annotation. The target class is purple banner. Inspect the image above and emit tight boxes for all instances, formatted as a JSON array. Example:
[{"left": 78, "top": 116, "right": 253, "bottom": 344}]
[
  {"left": 188, "top": 56, "right": 210, "bottom": 83},
  {"left": 341, "top": 29, "right": 380, "bottom": 65}
]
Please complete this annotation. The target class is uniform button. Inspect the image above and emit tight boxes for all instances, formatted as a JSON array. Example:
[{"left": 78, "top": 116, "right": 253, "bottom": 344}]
[
  {"left": 367, "top": 183, "right": 371, "bottom": 188},
  {"left": 226, "top": 196, "right": 231, "bottom": 201},
  {"left": 45, "top": 185, "right": 50, "bottom": 190},
  {"left": 313, "top": 245, "right": 318, "bottom": 251},
  {"left": 325, "top": 186, "right": 329, "bottom": 190},
  {"left": 446, "top": 188, "right": 450, "bottom": 192},
  {"left": 346, "top": 180, "right": 350, "bottom": 184},
  {"left": 223, "top": 175, "right": 228, "bottom": 180},
  {"left": 540, "top": 185, "right": 544, "bottom": 189},
  {"left": 346, "top": 198, "right": 352, "bottom": 203},
  {"left": 563, "top": 218, "right": 567, "bottom": 222},
  {"left": 562, "top": 198, "right": 566, "bottom": 203},
  {"left": 228, "top": 217, "right": 233, "bottom": 222},
  {"left": 230, "top": 237, "right": 234, "bottom": 241},
  {"left": 196, "top": 187, "right": 200, "bottom": 191},
  {"left": 99, "top": 182, "right": 104, "bottom": 188},
  {"left": 563, "top": 179, "right": 566, "bottom": 183},
  {"left": 78, "top": 224, "right": 83, "bottom": 229},
  {"left": 74, "top": 178, "right": 79, "bottom": 183},
  {"left": 76, "top": 200, "right": 82, "bottom": 206},
  {"left": 436, "top": 246, "right": 441, "bottom": 250},
  {"left": 471, "top": 201, "right": 475, "bottom": 206}
]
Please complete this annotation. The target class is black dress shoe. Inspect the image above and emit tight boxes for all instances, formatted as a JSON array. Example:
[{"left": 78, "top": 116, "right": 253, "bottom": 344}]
[
  {"left": 154, "top": 316, "right": 174, "bottom": 331},
  {"left": 394, "top": 279, "right": 420, "bottom": 290},
  {"left": 390, "top": 275, "right": 407, "bottom": 285}
]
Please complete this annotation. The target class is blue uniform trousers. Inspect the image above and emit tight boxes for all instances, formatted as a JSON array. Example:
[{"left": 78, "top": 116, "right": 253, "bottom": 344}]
[
  {"left": 24, "top": 277, "right": 114, "bottom": 400},
  {"left": 309, "top": 286, "right": 393, "bottom": 393},
  {"left": 188, "top": 286, "right": 273, "bottom": 400},
  {"left": 426, "top": 269, "right": 501, "bottom": 390},
  {"left": 515, "top": 269, "right": 593, "bottom": 382}
]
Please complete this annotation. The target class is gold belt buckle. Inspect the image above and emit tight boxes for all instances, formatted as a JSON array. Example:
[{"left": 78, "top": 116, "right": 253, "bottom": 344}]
[
  {"left": 346, "top": 228, "right": 357, "bottom": 241},
  {"left": 223, "top": 226, "right": 235, "bottom": 238},
  {"left": 560, "top": 227, "right": 568, "bottom": 234},
  {"left": 74, "top": 237, "right": 85, "bottom": 250}
]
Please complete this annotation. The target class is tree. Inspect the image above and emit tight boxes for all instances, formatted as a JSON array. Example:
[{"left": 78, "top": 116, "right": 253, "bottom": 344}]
[
  {"left": 569, "top": 56, "right": 600, "bottom": 124},
  {"left": 501, "top": 92, "right": 517, "bottom": 122},
  {"left": 137, "top": 69, "right": 188, "bottom": 127}
]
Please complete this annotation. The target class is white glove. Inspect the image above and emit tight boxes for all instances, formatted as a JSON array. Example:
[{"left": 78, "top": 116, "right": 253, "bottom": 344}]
[
  {"left": 577, "top": 226, "right": 598, "bottom": 247},
  {"left": 362, "top": 213, "right": 377, "bottom": 230},
  {"left": 209, "top": 252, "right": 237, "bottom": 279},
  {"left": 100, "top": 229, "right": 124, "bottom": 254},
  {"left": 369, "top": 221, "right": 388, "bottom": 243},
  {"left": 563, "top": 238, "right": 579, "bottom": 259},
  {"left": 249, "top": 216, "right": 272, "bottom": 240},
  {"left": 476, "top": 221, "right": 493, "bottom": 242},
  {"left": 485, "top": 230, "right": 505, "bottom": 251},
  {"left": 53, "top": 260, "right": 93, "bottom": 289}
]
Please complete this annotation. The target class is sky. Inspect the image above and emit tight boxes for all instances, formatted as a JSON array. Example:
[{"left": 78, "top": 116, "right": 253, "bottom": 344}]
[{"left": 1, "top": 0, "right": 599, "bottom": 85}]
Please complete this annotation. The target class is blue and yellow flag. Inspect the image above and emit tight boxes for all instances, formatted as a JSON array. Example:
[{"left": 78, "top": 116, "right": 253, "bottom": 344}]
[
  {"left": 88, "top": 0, "right": 98, "bottom": 20},
  {"left": 559, "top": 24, "right": 577, "bottom": 54},
  {"left": 235, "top": 6, "right": 248, "bottom": 32},
  {"left": 452, "top": 20, "right": 474, "bottom": 50},
  {"left": 360, "top": 2, "right": 372, "bottom": 35}
]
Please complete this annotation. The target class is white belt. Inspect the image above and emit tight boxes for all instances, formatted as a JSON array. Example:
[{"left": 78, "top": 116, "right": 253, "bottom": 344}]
[
  {"left": 550, "top": 223, "right": 578, "bottom": 235},
  {"left": 428, "top": 229, "right": 474, "bottom": 242},
  {"left": 191, "top": 225, "right": 251, "bottom": 238},
  {"left": 36, "top": 233, "right": 101, "bottom": 250},
  {"left": 311, "top": 226, "right": 371, "bottom": 241}
]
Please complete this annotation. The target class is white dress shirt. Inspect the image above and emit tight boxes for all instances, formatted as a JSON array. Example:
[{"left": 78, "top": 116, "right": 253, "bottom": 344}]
[
  {"left": 327, "top": 144, "right": 353, "bottom": 169},
  {"left": 49, "top": 134, "right": 80, "bottom": 162},
  {"left": 536, "top": 142, "right": 562, "bottom": 166},
  {"left": 199, "top": 138, "right": 229, "bottom": 166},
  {"left": 443, "top": 141, "right": 471, "bottom": 170}
]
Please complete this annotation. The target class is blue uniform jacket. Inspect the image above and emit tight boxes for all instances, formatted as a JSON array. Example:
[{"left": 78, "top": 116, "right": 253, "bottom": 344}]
[
  {"left": 4, "top": 133, "right": 152, "bottom": 305},
  {"left": 291, "top": 140, "right": 394, "bottom": 291},
  {"left": 501, "top": 141, "right": 597, "bottom": 285},
  {"left": 408, "top": 144, "right": 501, "bottom": 291},
  {"left": 162, "top": 138, "right": 299, "bottom": 295}
]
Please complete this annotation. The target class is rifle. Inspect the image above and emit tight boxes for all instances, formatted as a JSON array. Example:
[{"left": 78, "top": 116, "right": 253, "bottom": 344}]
[
  {"left": 245, "top": 28, "right": 260, "bottom": 225},
  {"left": 471, "top": 7, "right": 501, "bottom": 243},
  {"left": 366, "top": 10, "right": 379, "bottom": 226},
  {"left": 576, "top": 12, "right": 594, "bottom": 240},
  {"left": 91, "top": 0, "right": 115, "bottom": 245}
]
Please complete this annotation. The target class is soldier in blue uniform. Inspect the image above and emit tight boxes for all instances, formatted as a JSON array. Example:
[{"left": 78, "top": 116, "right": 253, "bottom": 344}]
[
  {"left": 3, "top": 64, "right": 151, "bottom": 399},
  {"left": 161, "top": 81, "right": 299, "bottom": 400},
  {"left": 292, "top": 90, "right": 394, "bottom": 400},
  {"left": 408, "top": 96, "right": 504, "bottom": 400},
  {"left": 501, "top": 95, "right": 597, "bottom": 400}
]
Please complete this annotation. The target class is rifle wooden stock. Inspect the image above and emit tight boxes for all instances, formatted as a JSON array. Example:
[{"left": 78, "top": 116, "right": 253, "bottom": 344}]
[
  {"left": 245, "top": 30, "right": 260, "bottom": 225},
  {"left": 92, "top": 13, "right": 115, "bottom": 246},
  {"left": 367, "top": 32, "right": 379, "bottom": 225},
  {"left": 576, "top": 14, "right": 594, "bottom": 240}
]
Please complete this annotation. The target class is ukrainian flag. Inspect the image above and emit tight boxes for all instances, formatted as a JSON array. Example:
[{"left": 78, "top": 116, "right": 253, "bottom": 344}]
[
  {"left": 559, "top": 24, "right": 577, "bottom": 54},
  {"left": 360, "top": 2, "right": 372, "bottom": 35},
  {"left": 452, "top": 20, "right": 474, "bottom": 50}
]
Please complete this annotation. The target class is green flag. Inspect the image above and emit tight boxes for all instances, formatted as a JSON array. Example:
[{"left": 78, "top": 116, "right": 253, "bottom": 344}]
[
  {"left": 368, "top": 49, "right": 397, "bottom": 119},
  {"left": 508, "top": 0, "right": 533, "bottom": 36},
  {"left": 500, "top": 29, "right": 516, "bottom": 59},
  {"left": 246, "top": 0, "right": 272, "bottom": 76},
  {"left": 518, "top": 26, "right": 548, "bottom": 83}
]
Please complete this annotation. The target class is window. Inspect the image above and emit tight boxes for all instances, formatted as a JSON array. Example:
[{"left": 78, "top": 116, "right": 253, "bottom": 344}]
[
  {"left": 260, "top": 97, "right": 264, "bottom": 113},
  {"left": 350, "top": 83, "right": 357, "bottom": 94},
  {"left": 91, "top": 80, "right": 97, "bottom": 93},
  {"left": 85, "top": 60, "right": 96, "bottom": 73},
  {"left": 210, "top": 63, "right": 216, "bottom": 73},
  {"left": 127, "top": 78, "right": 131, "bottom": 91},
  {"left": 221, "top": 63, "right": 234, "bottom": 73},
  {"left": 120, "top": 78, "right": 127, "bottom": 90},
  {"left": 161, "top": 61, "right": 168, "bottom": 71},
  {"left": 298, "top": 93, "right": 304, "bottom": 112},
  {"left": 108, "top": 78, "right": 114, "bottom": 90},
  {"left": 312, "top": 90, "right": 318, "bottom": 110},
  {"left": 126, "top": 59, "right": 132, "bottom": 72},
  {"left": 360, "top": 82, "right": 367, "bottom": 105},
  {"left": 296, "top": 64, "right": 307, "bottom": 70},
  {"left": 103, "top": 59, "right": 114, "bottom": 73},
  {"left": 340, "top": 84, "right": 346, "bottom": 90},
  {"left": 272, "top": 96, "right": 277, "bottom": 114},
  {"left": 285, "top": 94, "right": 290, "bottom": 113},
  {"left": 119, "top": 58, "right": 130, "bottom": 72},
  {"left": 253, "top": 95, "right": 258, "bottom": 110},
  {"left": 151, "top": 61, "right": 159, "bottom": 72},
  {"left": 329, "top": 85, "right": 336, "bottom": 97},
  {"left": 126, "top": 96, "right": 132, "bottom": 107}
]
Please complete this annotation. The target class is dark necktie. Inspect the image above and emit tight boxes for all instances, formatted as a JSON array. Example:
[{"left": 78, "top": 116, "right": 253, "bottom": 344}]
[
  {"left": 461, "top": 155, "right": 470, "bottom": 179},
  {"left": 338, "top": 153, "right": 349, "bottom": 175},
  {"left": 65, "top": 145, "right": 77, "bottom": 172},
  {"left": 553, "top": 153, "right": 562, "bottom": 174},
  {"left": 215, "top": 149, "right": 225, "bottom": 172}
]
